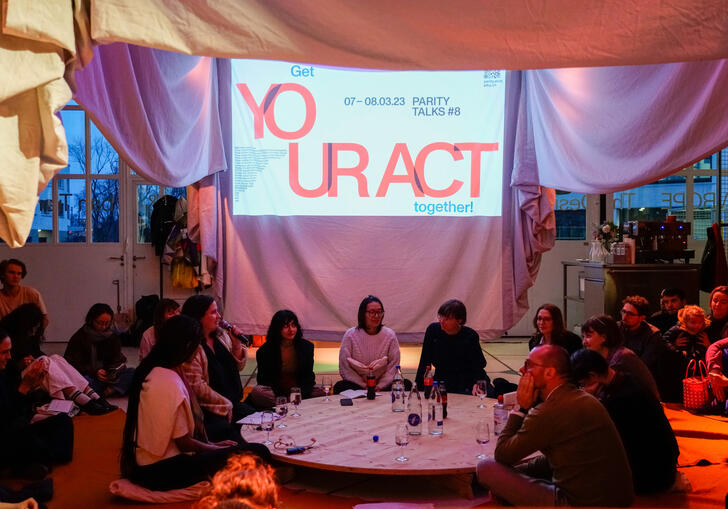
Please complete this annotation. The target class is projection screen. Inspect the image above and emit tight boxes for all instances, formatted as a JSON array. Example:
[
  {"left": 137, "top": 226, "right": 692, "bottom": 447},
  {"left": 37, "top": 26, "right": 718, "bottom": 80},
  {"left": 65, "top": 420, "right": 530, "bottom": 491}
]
[{"left": 224, "top": 60, "right": 508, "bottom": 341}]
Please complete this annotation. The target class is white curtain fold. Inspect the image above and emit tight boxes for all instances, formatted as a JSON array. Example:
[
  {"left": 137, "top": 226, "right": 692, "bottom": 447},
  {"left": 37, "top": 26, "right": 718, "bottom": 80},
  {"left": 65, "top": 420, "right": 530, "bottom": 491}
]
[
  {"left": 89, "top": 0, "right": 728, "bottom": 70},
  {"left": 73, "top": 43, "right": 227, "bottom": 187}
]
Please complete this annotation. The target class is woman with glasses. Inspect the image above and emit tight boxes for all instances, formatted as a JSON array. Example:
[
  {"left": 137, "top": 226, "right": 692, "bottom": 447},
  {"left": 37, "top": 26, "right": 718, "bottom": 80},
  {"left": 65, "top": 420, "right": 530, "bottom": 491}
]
[
  {"left": 528, "top": 303, "right": 582, "bottom": 355},
  {"left": 64, "top": 302, "right": 135, "bottom": 397},
  {"left": 334, "top": 295, "right": 402, "bottom": 394},
  {"left": 415, "top": 299, "right": 492, "bottom": 395},
  {"left": 581, "top": 314, "right": 660, "bottom": 400}
]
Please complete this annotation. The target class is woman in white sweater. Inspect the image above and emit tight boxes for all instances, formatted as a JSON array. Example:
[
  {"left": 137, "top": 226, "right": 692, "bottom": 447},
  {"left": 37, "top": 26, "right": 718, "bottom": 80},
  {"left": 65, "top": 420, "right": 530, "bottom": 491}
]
[{"left": 334, "top": 295, "right": 402, "bottom": 394}]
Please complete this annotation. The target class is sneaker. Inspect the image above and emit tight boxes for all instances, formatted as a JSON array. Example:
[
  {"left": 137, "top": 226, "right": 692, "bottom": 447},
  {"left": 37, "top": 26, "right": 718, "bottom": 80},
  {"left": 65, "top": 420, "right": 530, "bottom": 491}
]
[
  {"left": 98, "top": 398, "right": 118, "bottom": 413},
  {"left": 82, "top": 399, "right": 114, "bottom": 415}
]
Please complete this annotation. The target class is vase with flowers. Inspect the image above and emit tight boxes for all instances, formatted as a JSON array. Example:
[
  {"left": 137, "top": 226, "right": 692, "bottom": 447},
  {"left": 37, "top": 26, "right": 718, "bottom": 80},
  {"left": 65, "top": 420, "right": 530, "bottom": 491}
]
[{"left": 589, "top": 222, "right": 618, "bottom": 262}]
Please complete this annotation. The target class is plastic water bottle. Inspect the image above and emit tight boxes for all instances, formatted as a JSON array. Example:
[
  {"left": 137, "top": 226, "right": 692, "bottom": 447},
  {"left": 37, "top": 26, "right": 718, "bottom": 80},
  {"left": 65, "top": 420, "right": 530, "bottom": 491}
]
[
  {"left": 428, "top": 381, "right": 443, "bottom": 435},
  {"left": 406, "top": 383, "right": 422, "bottom": 435},
  {"left": 438, "top": 380, "right": 447, "bottom": 419},
  {"left": 366, "top": 367, "right": 376, "bottom": 400},
  {"left": 391, "top": 365, "right": 405, "bottom": 412},
  {"left": 493, "top": 394, "right": 508, "bottom": 436},
  {"left": 423, "top": 365, "right": 434, "bottom": 399}
]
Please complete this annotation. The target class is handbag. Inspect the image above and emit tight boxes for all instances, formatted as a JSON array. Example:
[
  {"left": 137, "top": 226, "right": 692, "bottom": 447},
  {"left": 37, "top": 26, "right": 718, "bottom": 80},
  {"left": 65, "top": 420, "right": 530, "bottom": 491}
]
[{"left": 682, "top": 359, "right": 711, "bottom": 410}]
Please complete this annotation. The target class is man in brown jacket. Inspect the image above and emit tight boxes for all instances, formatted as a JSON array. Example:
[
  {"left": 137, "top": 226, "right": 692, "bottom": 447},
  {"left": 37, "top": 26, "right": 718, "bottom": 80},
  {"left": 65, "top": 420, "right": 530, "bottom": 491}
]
[{"left": 476, "top": 345, "right": 634, "bottom": 506}]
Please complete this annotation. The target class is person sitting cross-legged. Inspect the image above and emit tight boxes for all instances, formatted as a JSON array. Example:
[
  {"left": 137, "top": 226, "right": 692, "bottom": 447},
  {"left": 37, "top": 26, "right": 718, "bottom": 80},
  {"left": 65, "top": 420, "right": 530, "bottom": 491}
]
[
  {"left": 582, "top": 314, "right": 660, "bottom": 400},
  {"left": 476, "top": 345, "right": 634, "bottom": 507},
  {"left": 0, "top": 330, "right": 74, "bottom": 481},
  {"left": 64, "top": 303, "right": 135, "bottom": 397},
  {"left": 1, "top": 304, "right": 115, "bottom": 415},
  {"left": 571, "top": 348, "right": 679, "bottom": 494},
  {"left": 120, "top": 315, "right": 270, "bottom": 492},
  {"left": 248, "top": 310, "right": 324, "bottom": 409},
  {"left": 334, "top": 295, "right": 402, "bottom": 394}
]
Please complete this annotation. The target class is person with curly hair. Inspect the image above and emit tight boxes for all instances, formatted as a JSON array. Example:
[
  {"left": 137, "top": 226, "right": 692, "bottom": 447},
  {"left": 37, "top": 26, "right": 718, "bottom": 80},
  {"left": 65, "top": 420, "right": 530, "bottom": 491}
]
[{"left": 196, "top": 453, "right": 278, "bottom": 509}]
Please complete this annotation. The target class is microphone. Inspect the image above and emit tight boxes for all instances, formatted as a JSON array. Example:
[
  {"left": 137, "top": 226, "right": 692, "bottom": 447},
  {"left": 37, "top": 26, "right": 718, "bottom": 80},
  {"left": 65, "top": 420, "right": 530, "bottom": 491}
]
[{"left": 219, "top": 319, "right": 252, "bottom": 347}]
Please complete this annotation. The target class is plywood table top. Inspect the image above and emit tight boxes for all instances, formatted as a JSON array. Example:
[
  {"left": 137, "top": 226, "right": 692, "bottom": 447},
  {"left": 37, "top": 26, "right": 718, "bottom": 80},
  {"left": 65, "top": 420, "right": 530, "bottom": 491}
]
[{"left": 241, "top": 393, "right": 497, "bottom": 475}]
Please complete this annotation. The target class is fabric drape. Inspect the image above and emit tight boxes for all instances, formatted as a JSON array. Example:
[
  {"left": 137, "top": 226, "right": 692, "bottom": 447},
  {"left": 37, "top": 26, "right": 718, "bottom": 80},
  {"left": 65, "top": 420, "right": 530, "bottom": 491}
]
[{"left": 73, "top": 43, "right": 227, "bottom": 187}]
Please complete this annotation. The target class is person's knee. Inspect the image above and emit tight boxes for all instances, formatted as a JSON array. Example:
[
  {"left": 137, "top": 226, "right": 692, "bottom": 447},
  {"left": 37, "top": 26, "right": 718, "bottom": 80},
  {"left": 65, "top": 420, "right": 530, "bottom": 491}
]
[
  {"left": 475, "top": 458, "right": 498, "bottom": 486},
  {"left": 248, "top": 385, "right": 276, "bottom": 408}
]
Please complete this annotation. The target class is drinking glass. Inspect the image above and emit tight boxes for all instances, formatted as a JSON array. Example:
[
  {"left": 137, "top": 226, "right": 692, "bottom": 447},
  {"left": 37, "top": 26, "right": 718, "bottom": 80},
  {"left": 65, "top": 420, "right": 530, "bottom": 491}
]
[
  {"left": 261, "top": 410, "right": 274, "bottom": 445},
  {"left": 476, "top": 379, "right": 488, "bottom": 408},
  {"left": 275, "top": 396, "right": 288, "bottom": 428},
  {"left": 394, "top": 423, "right": 409, "bottom": 462},
  {"left": 322, "top": 376, "right": 332, "bottom": 402},
  {"left": 290, "top": 387, "right": 302, "bottom": 417},
  {"left": 475, "top": 420, "right": 491, "bottom": 459}
]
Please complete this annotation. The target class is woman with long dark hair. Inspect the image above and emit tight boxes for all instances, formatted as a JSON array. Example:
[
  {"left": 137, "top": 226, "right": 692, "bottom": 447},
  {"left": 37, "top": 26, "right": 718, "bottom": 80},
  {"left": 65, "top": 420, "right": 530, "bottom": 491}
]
[
  {"left": 528, "top": 303, "right": 582, "bottom": 355},
  {"left": 120, "top": 314, "right": 243, "bottom": 491},
  {"left": 334, "top": 295, "right": 401, "bottom": 394},
  {"left": 180, "top": 295, "right": 255, "bottom": 442},
  {"left": 249, "top": 310, "right": 322, "bottom": 408},
  {"left": 64, "top": 303, "right": 134, "bottom": 397}
]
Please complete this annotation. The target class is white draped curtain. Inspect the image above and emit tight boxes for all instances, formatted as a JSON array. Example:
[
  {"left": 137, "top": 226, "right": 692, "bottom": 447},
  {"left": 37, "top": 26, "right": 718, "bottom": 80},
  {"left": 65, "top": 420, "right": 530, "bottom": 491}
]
[{"left": 2, "top": 0, "right": 728, "bottom": 331}]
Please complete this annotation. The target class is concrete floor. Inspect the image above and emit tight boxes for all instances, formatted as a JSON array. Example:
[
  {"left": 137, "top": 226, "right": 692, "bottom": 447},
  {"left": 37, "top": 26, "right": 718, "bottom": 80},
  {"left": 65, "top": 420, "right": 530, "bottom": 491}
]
[{"left": 43, "top": 338, "right": 530, "bottom": 411}]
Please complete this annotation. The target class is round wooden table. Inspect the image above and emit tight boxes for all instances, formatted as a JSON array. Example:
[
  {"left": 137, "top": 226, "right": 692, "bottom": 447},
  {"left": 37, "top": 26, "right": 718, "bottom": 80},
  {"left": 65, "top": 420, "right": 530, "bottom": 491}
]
[{"left": 241, "top": 393, "right": 497, "bottom": 475}]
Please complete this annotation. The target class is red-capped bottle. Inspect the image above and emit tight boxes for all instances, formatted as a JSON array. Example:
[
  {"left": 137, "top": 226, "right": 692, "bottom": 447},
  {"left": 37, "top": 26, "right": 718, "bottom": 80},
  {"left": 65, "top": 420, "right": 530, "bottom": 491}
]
[{"left": 366, "top": 367, "right": 376, "bottom": 400}]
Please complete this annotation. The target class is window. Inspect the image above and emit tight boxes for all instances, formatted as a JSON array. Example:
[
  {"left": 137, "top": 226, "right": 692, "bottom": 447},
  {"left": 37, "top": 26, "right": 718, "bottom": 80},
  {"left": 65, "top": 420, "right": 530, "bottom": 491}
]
[
  {"left": 136, "top": 185, "right": 187, "bottom": 243},
  {"left": 26, "top": 105, "right": 121, "bottom": 243},
  {"left": 554, "top": 191, "right": 586, "bottom": 240}
]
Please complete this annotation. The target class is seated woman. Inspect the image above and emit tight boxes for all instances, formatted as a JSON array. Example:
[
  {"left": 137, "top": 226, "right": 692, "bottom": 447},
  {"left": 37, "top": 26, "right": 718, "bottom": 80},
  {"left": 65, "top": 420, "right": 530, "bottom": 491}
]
[
  {"left": 139, "top": 299, "right": 180, "bottom": 362},
  {"left": 181, "top": 295, "right": 254, "bottom": 442},
  {"left": 334, "top": 295, "right": 401, "bottom": 394},
  {"left": 415, "top": 299, "right": 490, "bottom": 395},
  {"left": 707, "top": 337, "right": 728, "bottom": 403},
  {"left": 581, "top": 314, "right": 660, "bottom": 400},
  {"left": 528, "top": 303, "right": 583, "bottom": 355},
  {"left": 249, "top": 310, "right": 324, "bottom": 408},
  {"left": 120, "top": 315, "right": 268, "bottom": 492},
  {"left": 64, "top": 303, "right": 135, "bottom": 397},
  {"left": 0, "top": 304, "right": 115, "bottom": 415},
  {"left": 1, "top": 330, "right": 74, "bottom": 480},
  {"left": 705, "top": 286, "right": 728, "bottom": 343}
]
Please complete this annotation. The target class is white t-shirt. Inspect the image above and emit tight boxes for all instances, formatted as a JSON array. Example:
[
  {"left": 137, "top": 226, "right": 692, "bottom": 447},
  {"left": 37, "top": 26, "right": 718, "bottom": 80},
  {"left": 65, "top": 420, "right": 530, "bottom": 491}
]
[
  {"left": 135, "top": 367, "right": 194, "bottom": 466},
  {"left": 138, "top": 327, "right": 156, "bottom": 361}
]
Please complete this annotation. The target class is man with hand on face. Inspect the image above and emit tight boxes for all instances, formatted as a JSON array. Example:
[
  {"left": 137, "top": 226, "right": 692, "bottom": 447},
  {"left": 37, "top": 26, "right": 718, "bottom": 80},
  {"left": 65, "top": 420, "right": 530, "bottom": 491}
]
[{"left": 475, "top": 345, "right": 634, "bottom": 507}]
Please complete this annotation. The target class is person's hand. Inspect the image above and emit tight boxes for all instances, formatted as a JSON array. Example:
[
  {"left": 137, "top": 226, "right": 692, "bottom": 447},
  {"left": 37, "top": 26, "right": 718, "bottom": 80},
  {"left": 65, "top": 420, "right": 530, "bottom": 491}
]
[
  {"left": 96, "top": 368, "right": 109, "bottom": 381},
  {"left": 2, "top": 497, "right": 40, "bottom": 509},
  {"left": 471, "top": 384, "right": 479, "bottom": 396},
  {"left": 674, "top": 334, "right": 689, "bottom": 347},
  {"left": 213, "top": 439, "right": 238, "bottom": 448},
  {"left": 516, "top": 372, "right": 537, "bottom": 410},
  {"left": 709, "top": 372, "right": 728, "bottom": 402},
  {"left": 697, "top": 332, "right": 711, "bottom": 348}
]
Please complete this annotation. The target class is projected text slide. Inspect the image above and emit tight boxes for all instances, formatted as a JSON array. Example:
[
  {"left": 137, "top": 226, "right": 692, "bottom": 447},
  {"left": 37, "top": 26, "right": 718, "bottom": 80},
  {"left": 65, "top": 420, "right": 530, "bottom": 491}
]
[{"left": 231, "top": 61, "right": 505, "bottom": 216}]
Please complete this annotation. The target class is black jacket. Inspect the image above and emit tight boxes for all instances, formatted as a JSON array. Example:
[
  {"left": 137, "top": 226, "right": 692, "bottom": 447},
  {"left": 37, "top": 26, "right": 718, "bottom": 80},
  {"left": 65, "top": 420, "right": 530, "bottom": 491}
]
[{"left": 256, "top": 338, "right": 316, "bottom": 398}]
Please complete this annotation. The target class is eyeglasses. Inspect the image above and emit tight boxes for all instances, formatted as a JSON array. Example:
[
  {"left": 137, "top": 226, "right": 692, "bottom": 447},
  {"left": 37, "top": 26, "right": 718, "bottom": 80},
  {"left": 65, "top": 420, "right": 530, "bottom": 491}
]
[
  {"left": 524, "top": 358, "right": 545, "bottom": 370},
  {"left": 620, "top": 308, "right": 639, "bottom": 317},
  {"left": 93, "top": 318, "right": 112, "bottom": 328},
  {"left": 366, "top": 310, "right": 384, "bottom": 317}
]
